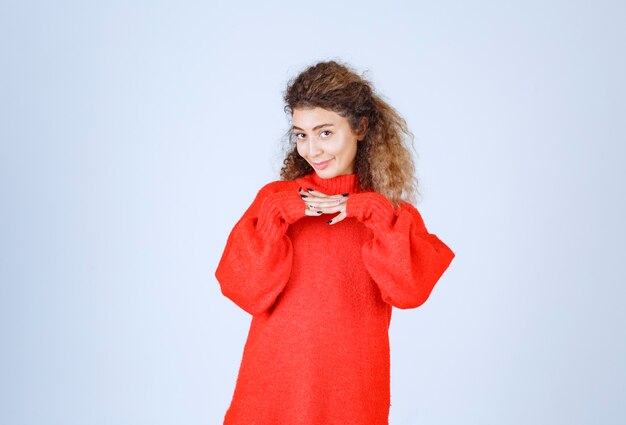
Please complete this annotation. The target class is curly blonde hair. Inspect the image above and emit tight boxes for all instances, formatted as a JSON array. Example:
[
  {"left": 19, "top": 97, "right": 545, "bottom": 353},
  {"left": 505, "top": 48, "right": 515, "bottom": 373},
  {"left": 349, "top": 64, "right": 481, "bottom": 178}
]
[{"left": 279, "top": 59, "right": 421, "bottom": 209}]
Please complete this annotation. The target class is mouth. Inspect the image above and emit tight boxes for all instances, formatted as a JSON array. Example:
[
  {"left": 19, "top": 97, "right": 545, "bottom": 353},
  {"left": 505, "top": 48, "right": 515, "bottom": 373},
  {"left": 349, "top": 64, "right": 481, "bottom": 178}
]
[{"left": 312, "top": 159, "right": 333, "bottom": 169}]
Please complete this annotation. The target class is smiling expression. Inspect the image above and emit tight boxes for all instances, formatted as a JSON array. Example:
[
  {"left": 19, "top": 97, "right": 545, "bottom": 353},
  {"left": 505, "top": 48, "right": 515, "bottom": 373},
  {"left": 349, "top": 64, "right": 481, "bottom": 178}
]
[{"left": 292, "top": 107, "right": 365, "bottom": 178}]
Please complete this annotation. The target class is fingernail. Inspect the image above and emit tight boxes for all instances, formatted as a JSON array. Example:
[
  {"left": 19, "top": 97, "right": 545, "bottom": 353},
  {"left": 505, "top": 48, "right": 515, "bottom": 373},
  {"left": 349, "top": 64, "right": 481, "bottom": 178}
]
[
  {"left": 300, "top": 194, "right": 308, "bottom": 198},
  {"left": 342, "top": 193, "right": 349, "bottom": 196},
  {"left": 327, "top": 220, "right": 332, "bottom": 225},
  {"left": 298, "top": 186, "right": 302, "bottom": 191},
  {"left": 317, "top": 211, "right": 322, "bottom": 214},
  {"left": 307, "top": 188, "right": 313, "bottom": 191}
]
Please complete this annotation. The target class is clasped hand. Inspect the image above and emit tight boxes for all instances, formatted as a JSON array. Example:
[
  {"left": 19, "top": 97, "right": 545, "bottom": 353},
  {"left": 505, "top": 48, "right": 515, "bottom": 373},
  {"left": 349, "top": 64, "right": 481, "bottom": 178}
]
[{"left": 299, "top": 187, "right": 349, "bottom": 225}]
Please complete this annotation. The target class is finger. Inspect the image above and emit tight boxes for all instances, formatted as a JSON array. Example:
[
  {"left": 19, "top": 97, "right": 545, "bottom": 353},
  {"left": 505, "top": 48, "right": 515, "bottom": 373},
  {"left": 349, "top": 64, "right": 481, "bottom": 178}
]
[
  {"left": 313, "top": 204, "right": 345, "bottom": 214},
  {"left": 303, "top": 195, "right": 346, "bottom": 204},
  {"left": 304, "top": 208, "right": 324, "bottom": 216},
  {"left": 299, "top": 190, "right": 326, "bottom": 203},
  {"left": 305, "top": 188, "right": 349, "bottom": 199},
  {"left": 299, "top": 188, "right": 329, "bottom": 200},
  {"left": 327, "top": 210, "right": 347, "bottom": 225},
  {"left": 305, "top": 199, "right": 346, "bottom": 213},
  {"left": 305, "top": 197, "right": 347, "bottom": 208},
  {"left": 303, "top": 188, "right": 330, "bottom": 197}
]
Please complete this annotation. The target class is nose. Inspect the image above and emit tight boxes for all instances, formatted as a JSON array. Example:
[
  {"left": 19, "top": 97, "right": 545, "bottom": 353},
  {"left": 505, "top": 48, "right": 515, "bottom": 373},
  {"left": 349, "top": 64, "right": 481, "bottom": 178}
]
[{"left": 307, "top": 138, "right": 323, "bottom": 157}]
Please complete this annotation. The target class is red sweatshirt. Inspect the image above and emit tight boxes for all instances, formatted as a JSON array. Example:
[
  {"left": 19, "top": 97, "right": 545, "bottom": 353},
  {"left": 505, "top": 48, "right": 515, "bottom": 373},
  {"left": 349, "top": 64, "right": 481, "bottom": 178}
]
[{"left": 215, "top": 171, "right": 455, "bottom": 425}]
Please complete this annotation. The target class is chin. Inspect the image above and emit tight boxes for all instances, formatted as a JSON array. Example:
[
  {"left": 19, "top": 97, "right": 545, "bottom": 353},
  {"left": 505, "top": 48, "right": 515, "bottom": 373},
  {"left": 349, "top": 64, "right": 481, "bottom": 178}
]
[
  {"left": 316, "top": 168, "right": 337, "bottom": 177},
  {"left": 323, "top": 173, "right": 344, "bottom": 180}
]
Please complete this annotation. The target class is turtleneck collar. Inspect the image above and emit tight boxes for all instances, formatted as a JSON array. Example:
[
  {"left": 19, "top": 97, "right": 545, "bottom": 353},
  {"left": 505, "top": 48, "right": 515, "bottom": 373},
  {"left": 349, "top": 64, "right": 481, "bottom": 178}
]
[{"left": 297, "top": 171, "right": 361, "bottom": 194}]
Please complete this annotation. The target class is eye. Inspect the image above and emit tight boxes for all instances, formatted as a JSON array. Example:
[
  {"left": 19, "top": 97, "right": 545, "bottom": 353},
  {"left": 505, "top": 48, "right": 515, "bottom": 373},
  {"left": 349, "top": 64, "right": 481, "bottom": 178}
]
[
  {"left": 321, "top": 130, "right": 332, "bottom": 137},
  {"left": 294, "top": 132, "right": 305, "bottom": 140}
]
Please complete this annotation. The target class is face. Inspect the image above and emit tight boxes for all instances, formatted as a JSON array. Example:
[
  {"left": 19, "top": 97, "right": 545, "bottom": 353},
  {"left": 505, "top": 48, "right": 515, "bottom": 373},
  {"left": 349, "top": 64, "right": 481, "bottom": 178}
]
[{"left": 292, "top": 107, "right": 366, "bottom": 178}]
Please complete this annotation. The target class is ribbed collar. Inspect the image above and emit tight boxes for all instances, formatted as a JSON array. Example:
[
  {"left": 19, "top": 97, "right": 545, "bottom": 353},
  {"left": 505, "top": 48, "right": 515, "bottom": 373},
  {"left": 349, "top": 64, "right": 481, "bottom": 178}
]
[{"left": 298, "top": 171, "right": 361, "bottom": 194}]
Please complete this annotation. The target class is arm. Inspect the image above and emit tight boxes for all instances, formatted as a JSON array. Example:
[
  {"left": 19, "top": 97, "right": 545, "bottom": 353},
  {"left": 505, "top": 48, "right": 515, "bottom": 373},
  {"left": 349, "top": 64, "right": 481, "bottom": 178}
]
[
  {"left": 214, "top": 183, "right": 307, "bottom": 316},
  {"left": 346, "top": 191, "right": 455, "bottom": 309}
]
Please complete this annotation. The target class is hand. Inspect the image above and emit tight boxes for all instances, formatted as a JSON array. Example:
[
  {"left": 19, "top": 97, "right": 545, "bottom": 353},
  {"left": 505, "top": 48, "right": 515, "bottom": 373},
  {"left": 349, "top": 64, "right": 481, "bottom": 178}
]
[{"left": 298, "top": 187, "right": 349, "bottom": 225}]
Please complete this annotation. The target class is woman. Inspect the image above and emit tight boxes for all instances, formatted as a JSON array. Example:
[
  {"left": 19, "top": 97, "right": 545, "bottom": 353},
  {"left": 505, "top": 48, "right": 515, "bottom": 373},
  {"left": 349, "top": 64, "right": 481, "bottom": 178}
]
[{"left": 215, "top": 60, "right": 455, "bottom": 424}]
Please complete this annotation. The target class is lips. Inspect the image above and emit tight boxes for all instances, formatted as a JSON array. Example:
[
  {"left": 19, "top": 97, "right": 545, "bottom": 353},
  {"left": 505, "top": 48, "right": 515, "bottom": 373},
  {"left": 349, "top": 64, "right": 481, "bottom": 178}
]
[
  {"left": 313, "top": 159, "right": 332, "bottom": 166},
  {"left": 312, "top": 158, "right": 333, "bottom": 170}
]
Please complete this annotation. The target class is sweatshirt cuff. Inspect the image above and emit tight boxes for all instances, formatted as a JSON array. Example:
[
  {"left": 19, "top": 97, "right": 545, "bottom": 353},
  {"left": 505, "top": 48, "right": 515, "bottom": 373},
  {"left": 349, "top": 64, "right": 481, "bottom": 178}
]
[
  {"left": 257, "top": 190, "right": 307, "bottom": 237},
  {"left": 345, "top": 191, "right": 396, "bottom": 231}
]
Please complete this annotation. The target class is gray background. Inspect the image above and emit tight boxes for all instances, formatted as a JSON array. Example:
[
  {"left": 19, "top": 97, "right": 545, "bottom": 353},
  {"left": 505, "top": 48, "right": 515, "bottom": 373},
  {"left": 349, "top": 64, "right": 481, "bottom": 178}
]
[{"left": 1, "top": 0, "right": 624, "bottom": 424}]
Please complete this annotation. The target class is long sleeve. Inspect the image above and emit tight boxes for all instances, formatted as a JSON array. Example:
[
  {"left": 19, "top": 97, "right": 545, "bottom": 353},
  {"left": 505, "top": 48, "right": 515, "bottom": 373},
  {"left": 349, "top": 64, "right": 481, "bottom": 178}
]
[
  {"left": 345, "top": 191, "right": 455, "bottom": 309},
  {"left": 215, "top": 183, "right": 307, "bottom": 316}
]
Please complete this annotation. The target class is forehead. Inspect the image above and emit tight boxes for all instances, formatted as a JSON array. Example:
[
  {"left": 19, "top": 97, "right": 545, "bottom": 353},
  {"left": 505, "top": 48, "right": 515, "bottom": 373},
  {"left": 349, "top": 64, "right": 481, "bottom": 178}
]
[{"left": 292, "top": 107, "right": 345, "bottom": 128}]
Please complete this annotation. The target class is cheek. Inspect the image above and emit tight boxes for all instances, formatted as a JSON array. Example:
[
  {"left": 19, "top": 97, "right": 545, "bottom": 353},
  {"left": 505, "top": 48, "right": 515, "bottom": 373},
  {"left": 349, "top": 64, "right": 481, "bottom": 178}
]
[{"left": 335, "top": 139, "right": 356, "bottom": 157}]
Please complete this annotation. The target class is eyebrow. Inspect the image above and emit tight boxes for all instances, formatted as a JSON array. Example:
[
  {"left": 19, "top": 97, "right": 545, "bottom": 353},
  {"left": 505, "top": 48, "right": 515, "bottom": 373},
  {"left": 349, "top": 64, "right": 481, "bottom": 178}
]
[{"left": 292, "top": 123, "right": 335, "bottom": 132}]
